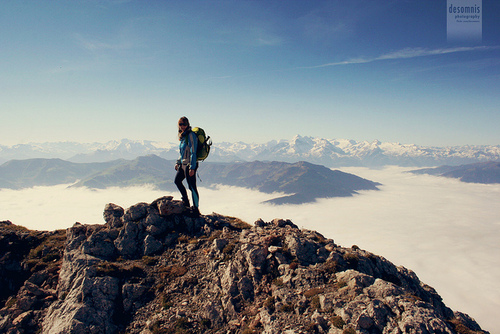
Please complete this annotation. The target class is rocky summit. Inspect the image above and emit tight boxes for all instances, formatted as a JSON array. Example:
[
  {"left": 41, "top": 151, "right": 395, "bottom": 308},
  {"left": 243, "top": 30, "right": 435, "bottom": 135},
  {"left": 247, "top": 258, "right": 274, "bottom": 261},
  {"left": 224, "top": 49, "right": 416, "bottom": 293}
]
[{"left": 0, "top": 198, "right": 489, "bottom": 334}]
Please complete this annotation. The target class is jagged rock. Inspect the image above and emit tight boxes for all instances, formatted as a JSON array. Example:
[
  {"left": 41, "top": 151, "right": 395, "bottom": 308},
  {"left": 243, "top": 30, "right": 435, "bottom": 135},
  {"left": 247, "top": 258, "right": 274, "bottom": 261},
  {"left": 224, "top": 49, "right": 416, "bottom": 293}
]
[
  {"left": 0, "top": 223, "right": 65, "bottom": 334},
  {"left": 81, "top": 226, "right": 117, "bottom": 260},
  {"left": 114, "top": 221, "right": 144, "bottom": 259},
  {"left": 0, "top": 198, "right": 490, "bottom": 334},
  {"left": 238, "top": 276, "right": 254, "bottom": 301},
  {"left": 240, "top": 243, "right": 268, "bottom": 278},
  {"left": 154, "top": 196, "right": 184, "bottom": 216},
  {"left": 312, "top": 310, "right": 329, "bottom": 331},
  {"left": 271, "top": 218, "right": 298, "bottom": 229},
  {"left": 41, "top": 247, "right": 121, "bottom": 333},
  {"left": 145, "top": 211, "right": 170, "bottom": 235},
  {"left": 143, "top": 235, "right": 162, "bottom": 255},
  {"left": 103, "top": 203, "right": 124, "bottom": 228},
  {"left": 455, "top": 311, "right": 484, "bottom": 331},
  {"left": 212, "top": 238, "right": 228, "bottom": 252},
  {"left": 285, "top": 233, "right": 319, "bottom": 265},
  {"left": 124, "top": 202, "right": 149, "bottom": 222},
  {"left": 122, "top": 283, "right": 149, "bottom": 313},
  {"left": 254, "top": 218, "right": 266, "bottom": 227}
]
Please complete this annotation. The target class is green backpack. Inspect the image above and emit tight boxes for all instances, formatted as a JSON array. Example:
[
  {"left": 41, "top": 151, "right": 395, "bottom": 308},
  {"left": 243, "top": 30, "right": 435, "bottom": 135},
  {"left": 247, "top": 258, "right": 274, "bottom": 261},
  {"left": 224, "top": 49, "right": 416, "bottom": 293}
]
[{"left": 192, "top": 127, "right": 212, "bottom": 161}]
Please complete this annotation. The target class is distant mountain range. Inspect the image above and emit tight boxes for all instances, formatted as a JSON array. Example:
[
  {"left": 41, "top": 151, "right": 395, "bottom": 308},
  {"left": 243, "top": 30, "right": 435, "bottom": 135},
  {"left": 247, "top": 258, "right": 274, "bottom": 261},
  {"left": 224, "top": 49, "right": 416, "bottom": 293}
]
[
  {"left": 410, "top": 161, "right": 500, "bottom": 184},
  {"left": 0, "top": 158, "right": 124, "bottom": 189},
  {"left": 1, "top": 136, "right": 499, "bottom": 167},
  {"left": 0, "top": 156, "right": 379, "bottom": 204}
]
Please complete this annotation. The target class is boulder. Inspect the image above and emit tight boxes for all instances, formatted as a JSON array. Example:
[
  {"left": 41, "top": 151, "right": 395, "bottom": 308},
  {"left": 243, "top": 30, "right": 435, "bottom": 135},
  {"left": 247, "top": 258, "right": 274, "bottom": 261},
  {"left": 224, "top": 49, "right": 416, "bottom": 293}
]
[
  {"left": 143, "top": 235, "right": 163, "bottom": 255},
  {"left": 155, "top": 196, "right": 184, "bottom": 216},
  {"left": 114, "top": 222, "right": 144, "bottom": 259},
  {"left": 124, "top": 202, "right": 149, "bottom": 222},
  {"left": 103, "top": 203, "right": 124, "bottom": 228}
]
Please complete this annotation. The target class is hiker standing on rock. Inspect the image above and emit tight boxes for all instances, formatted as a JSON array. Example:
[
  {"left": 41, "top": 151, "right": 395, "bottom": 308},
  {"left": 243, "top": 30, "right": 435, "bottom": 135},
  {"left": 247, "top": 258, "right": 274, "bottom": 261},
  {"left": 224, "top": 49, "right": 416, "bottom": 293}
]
[{"left": 174, "top": 116, "right": 200, "bottom": 216}]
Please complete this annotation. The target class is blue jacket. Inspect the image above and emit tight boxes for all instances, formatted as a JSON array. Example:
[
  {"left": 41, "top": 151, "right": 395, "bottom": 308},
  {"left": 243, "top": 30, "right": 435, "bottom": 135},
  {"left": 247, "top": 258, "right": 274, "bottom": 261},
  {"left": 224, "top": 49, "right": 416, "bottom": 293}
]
[{"left": 177, "top": 130, "right": 198, "bottom": 169}]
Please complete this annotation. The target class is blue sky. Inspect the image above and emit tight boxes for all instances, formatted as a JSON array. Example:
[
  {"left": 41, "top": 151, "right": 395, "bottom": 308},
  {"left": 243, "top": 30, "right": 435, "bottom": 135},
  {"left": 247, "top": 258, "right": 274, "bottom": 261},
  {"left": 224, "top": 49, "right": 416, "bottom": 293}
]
[{"left": 1, "top": 0, "right": 499, "bottom": 146}]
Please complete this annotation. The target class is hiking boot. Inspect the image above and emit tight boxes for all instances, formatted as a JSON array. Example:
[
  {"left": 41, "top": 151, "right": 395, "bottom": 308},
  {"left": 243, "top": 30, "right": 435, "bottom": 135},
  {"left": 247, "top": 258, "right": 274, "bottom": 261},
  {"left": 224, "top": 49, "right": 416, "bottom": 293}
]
[
  {"left": 191, "top": 206, "right": 200, "bottom": 217},
  {"left": 181, "top": 197, "right": 190, "bottom": 208}
]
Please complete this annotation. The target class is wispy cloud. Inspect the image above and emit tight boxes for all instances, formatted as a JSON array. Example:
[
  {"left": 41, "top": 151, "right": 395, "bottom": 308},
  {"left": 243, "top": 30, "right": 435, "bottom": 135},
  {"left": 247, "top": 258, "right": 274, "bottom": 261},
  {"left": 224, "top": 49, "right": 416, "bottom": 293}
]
[
  {"left": 255, "top": 35, "right": 283, "bottom": 47},
  {"left": 302, "top": 46, "right": 500, "bottom": 69},
  {"left": 74, "top": 33, "right": 134, "bottom": 52}
]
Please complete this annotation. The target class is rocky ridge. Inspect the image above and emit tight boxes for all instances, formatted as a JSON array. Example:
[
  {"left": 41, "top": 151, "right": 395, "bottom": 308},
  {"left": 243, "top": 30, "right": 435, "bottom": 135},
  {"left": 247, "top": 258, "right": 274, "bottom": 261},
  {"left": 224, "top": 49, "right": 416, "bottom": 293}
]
[{"left": 0, "top": 198, "right": 489, "bottom": 334}]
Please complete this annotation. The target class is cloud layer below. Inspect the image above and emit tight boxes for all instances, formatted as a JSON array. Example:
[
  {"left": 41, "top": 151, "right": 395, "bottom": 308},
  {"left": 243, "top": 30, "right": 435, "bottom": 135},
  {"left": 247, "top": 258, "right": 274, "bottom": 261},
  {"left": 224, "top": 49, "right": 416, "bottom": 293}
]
[{"left": 1, "top": 166, "right": 499, "bottom": 332}]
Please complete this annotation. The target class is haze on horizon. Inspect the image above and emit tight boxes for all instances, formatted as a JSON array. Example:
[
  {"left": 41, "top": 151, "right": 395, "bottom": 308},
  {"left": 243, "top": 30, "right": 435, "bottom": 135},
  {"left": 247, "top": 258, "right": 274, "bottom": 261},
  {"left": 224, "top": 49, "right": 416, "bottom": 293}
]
[
  {"left": 1, "top": 167, "right": 499, "bottom": 332},
  {"left": 1, "top": 1, "right": 500, "bottom": 147}
]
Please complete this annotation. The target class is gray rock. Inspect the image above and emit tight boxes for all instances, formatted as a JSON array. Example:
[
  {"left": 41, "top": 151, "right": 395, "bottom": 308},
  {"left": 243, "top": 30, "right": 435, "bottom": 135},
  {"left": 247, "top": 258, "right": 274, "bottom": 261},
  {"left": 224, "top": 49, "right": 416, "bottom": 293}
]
[
  {"left": 145, "top": 211, "right": 170, "bottom": 235},
  {"left": 271, "top": 218, "right": 298, "bottom": 229},
  {"left": 122, "top": 283, "right": 149, "bottom": 313},
  {"left": 42, "top": 245, "right": 120, "bottom": 334},
  {"left": 311, "top": 310, "right": 328, "bottom": 331},
  {"left": 114, "top": 222, "right": 144, "bottom": 259},
  {"left": 124, "top": 202, "right": 149, "bottom": 222},
  {"left": 355, "top": 312, "right": 374, "bottom": 330},
  {"left": 155, "top": 197, "right": 184, "bottom": 216},
  {"left": 238, "top": 276, "right": 254, "bottom": 301},
  {"left": 103, "top": 203, "right": 124, "bottom": 228},
  {"left": 143, "top": 235, "right": 162, "bottom": 255},
  {"left": 254, "top": 218, "right": 266, "bottom": 227},
  {"left": 240, "top": 243, "right": 267, "bottom": 278},
  {"left": 212, "top": 238, "right": 228, "bottom": 252},
  {"left": 284, "top": 233, "right": 318, "bottom": 265},
  {"left": 81, "top": 228, "right": 117, "bottom": 260}
]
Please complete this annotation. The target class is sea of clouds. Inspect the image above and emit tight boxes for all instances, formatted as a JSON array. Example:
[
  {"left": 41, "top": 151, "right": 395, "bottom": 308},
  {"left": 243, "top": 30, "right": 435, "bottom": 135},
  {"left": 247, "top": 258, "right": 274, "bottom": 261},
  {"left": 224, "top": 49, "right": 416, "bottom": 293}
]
[{"left": 1, "top": 166, "right": 499, "bottom": 332}]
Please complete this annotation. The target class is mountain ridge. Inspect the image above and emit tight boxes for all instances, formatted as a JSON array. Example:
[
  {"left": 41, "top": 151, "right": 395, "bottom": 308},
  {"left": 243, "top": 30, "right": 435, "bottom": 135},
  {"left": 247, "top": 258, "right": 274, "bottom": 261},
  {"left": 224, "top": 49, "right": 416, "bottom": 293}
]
[
  {"left": 410, "top": 161, "right": 500, "bottom": 184},
  {"left": 0, "top": 158, "right": 125, "bottom": 189},
  {"left": 0, "top": 156, "right": 381, "bottom": 204},
  {"left": 0, "top": 198, "right": 490, "bottom": 333},
  {"left": 1, "top": 136, "right": 499, "bottom": 167},
  {"left": 194, "top": 160, "right": 380, "bottom": 204}
]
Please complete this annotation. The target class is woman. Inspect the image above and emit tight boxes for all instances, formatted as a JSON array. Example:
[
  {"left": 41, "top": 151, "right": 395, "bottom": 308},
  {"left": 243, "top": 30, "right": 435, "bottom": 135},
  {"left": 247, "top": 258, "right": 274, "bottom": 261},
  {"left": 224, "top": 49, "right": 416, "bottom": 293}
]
[{"left": 174, "top": 116, "right": 200, "bottom": 216}]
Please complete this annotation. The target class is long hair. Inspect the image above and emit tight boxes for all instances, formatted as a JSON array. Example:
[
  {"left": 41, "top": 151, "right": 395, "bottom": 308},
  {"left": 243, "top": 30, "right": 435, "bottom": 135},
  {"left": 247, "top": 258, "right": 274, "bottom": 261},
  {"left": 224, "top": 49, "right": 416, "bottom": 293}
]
[{"left": 178, "top": 116, "right": 192, "bottom": 140}]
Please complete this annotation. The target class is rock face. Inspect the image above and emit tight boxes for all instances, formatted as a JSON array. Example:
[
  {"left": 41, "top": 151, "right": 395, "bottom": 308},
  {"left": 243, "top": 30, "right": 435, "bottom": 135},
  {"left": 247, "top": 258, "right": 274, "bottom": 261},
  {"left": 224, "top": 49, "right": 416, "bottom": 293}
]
[
  {"left": 0, "top": 221, "right": 64, "bottom": 334},
  {"left": 0, "top": 199, "right": 489, "bottom": 334}
]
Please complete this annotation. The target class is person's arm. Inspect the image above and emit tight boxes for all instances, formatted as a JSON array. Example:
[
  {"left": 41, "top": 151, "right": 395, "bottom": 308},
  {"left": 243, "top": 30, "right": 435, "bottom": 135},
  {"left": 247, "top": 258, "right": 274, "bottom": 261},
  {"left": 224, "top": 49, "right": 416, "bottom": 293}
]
[
  {"left": 189, "top": 131, "right": 198, "bottom": 170},
  {"left": 176, "top": 140, "right": 183, "bottom": 168}
]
